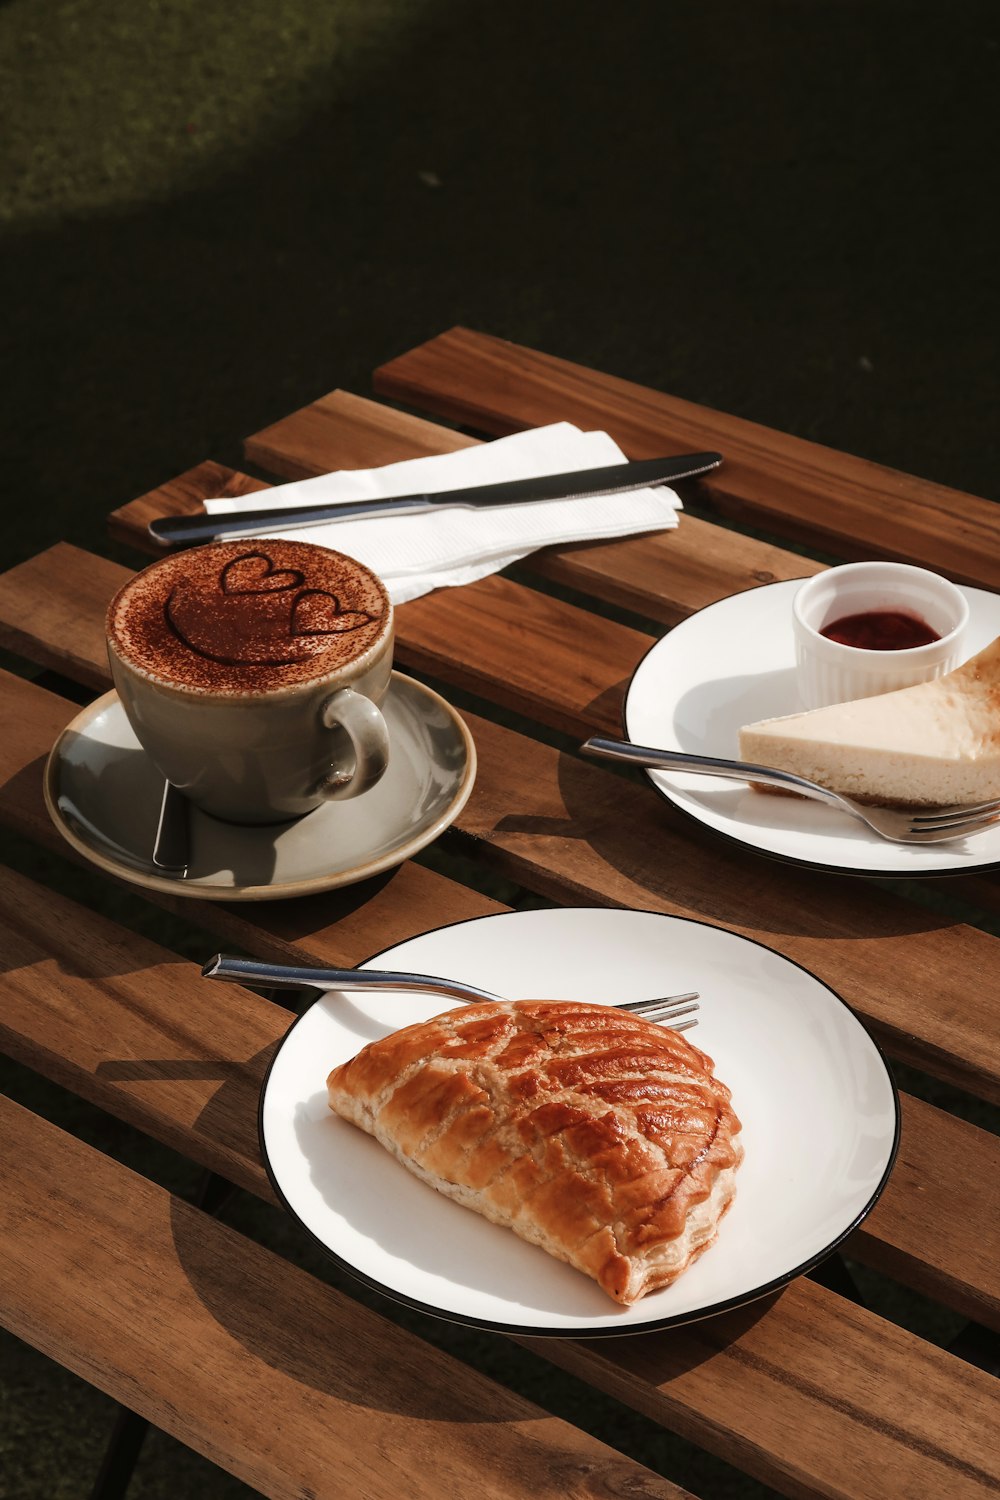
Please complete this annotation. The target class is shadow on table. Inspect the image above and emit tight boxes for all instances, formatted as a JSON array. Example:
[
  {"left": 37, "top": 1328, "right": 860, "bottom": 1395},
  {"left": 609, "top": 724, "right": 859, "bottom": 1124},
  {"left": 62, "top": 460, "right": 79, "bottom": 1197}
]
[
  {"left": 488, "top": 741, "right": 963, "bottom": 943},
  {"left": 166, "top": 1148, "right": 778, "bottom": 1428}
]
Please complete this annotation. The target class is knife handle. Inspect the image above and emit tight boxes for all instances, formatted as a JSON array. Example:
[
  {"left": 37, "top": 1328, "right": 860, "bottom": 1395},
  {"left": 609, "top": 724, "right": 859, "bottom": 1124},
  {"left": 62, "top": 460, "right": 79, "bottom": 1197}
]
[{"left": 148, "top": 495, "right": 433, "bottom": 548}]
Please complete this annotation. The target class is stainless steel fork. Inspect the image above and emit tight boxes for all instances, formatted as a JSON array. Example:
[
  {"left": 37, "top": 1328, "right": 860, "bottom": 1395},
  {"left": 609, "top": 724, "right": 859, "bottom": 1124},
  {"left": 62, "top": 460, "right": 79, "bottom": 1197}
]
[
  {"left": 202, "top": 955, "right": 700, "bottom": 1030},
  {"left": 581, "top": 736, "right": 1000, "bottom": 845}
]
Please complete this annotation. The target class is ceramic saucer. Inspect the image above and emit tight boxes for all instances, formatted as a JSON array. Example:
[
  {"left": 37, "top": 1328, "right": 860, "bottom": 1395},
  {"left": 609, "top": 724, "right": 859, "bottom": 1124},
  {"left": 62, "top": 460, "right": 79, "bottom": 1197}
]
[
  {"left": 44, "top": 672, "right": 476, "bottom": 900},
  {"left": 623, "top": 579, "right": 1000, "bottom": 878}
]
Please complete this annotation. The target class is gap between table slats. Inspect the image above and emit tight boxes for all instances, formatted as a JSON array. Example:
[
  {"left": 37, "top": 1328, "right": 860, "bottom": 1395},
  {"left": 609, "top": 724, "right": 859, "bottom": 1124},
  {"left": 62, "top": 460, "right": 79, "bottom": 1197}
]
[
  {"left": 104, "top": 426, "right": 1000, "bottom": 922},
  {"left": 0, "top": 1095, "right": 687, "bottom": 1500},
  {"left": 233, "top": 389, "right": 1000, "bottom": 921},
  {"left": 518, "top": 1272, "right": 1000, "bottom": 1500},
  {"left": 110, "top": 390, "right": 825, "bottom": 631},
  {"left": 1, "top": 540, "right": 998, "bottom": 1100},
  {"left": 0, "top": 867, "right": 998, "bottom": 1500},
  {"left": 373, "top": 328, "right": 1000, "bottom": 592},
  {"left": 239, "top": 386, "right": 826, "bottom": 628},
  {"left": 0, "top": 666, "right": 998, "bottom": 1337}
]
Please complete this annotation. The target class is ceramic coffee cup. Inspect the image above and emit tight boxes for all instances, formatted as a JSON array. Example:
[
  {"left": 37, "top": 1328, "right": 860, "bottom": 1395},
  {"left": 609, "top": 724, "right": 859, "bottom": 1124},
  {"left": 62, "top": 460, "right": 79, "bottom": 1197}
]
[
  {"left": 792, "top": 561, "right": 968, "bottom": 710},
  {"left": 106, "top": 539, "right": 394, "bottom": 823}
]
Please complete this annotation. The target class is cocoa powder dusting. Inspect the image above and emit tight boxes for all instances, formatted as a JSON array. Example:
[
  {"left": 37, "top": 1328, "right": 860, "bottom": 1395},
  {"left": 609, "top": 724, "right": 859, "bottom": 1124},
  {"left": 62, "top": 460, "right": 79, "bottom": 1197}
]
[{"left": 108, "top": 540, "right": 390, "bottom": 693}]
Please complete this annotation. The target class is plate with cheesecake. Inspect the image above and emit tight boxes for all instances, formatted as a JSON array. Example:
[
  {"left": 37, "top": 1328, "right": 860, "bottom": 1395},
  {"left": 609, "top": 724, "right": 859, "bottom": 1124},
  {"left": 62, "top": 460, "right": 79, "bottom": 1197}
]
[
  {"left": 623, "top": 579, "right": 1000, "bottom": 876},
  {"left": 258, "top": 907, "right": 899, "bottom": 1336}
]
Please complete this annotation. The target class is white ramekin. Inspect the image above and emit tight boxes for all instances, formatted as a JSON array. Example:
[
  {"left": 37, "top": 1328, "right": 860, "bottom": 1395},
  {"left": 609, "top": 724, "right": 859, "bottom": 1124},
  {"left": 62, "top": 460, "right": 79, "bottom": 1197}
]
[{"left": 792, "top": 562, "right": 969, "bottom": 709}]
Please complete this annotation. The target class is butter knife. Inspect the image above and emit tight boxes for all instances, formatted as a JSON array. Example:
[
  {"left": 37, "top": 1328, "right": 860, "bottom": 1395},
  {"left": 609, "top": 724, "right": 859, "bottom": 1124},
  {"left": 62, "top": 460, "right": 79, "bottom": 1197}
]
[{"left": 147, "top": 452, "right": 723, "bottom": 548}]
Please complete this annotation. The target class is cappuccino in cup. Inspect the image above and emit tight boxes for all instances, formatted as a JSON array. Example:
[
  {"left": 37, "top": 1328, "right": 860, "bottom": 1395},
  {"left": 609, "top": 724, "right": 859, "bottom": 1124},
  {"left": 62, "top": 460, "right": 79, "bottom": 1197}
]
[{"left": 107, "top": 540, "right": 394, "bottom": 823}]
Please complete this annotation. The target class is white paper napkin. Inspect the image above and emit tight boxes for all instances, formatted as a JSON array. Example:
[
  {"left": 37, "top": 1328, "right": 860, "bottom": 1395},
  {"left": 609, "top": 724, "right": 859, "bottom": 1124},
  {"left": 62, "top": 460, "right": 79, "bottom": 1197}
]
[{"left": 204, "top": 422, "right": 682, "bottom": 604}]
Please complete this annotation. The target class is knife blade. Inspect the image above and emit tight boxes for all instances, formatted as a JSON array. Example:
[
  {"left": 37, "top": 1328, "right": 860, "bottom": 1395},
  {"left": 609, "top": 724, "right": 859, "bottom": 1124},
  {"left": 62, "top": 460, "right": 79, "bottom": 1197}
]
[
  {"left": 147, "top": 452, "right": 723, "bottom": 548},
  {"left": 151, "top": 780, "right": 190, "bottom": 877}
]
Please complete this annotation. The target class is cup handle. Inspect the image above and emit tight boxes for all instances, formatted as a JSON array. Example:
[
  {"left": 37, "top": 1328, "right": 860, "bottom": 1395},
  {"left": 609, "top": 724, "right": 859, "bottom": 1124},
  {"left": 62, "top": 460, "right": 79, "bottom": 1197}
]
[{"left": 315, "top": 687, "right": 390, "bottom": 801}]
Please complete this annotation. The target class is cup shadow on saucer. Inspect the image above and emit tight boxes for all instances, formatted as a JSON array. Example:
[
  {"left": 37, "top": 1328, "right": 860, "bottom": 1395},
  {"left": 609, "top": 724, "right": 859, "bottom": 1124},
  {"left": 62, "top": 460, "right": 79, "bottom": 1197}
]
[
  {"left": 55, "top": 727, "right": 284, "bottom": 886},
  {"left": 45, "top": 674, "right": 476, "bottom": 898}
]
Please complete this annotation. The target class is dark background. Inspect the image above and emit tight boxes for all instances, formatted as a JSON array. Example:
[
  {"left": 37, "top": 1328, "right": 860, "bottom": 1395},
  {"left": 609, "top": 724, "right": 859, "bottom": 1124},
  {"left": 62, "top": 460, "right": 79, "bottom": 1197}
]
[
  {"left": 1, "top": 2, "right": 997, "bottom": 1496},
  {"left": 2, "top": 0, "right": 998, "bottom": 578}
]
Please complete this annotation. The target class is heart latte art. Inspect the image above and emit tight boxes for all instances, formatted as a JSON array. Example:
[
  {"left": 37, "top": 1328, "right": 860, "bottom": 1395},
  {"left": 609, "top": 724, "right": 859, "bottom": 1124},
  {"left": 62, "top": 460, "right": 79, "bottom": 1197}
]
[
  {"left": 166, "top": 551, "right": 378, "bottom": 666},
  {"left": 108, "top": 540, "right": 391, "bottom": 693}
]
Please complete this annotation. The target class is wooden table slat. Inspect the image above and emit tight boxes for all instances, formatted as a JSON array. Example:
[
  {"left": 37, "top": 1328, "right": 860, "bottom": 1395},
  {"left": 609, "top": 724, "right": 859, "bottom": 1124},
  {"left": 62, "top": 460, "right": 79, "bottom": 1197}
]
[
  {"left": 246, "top": 387, "right": 479, "bottom": 477},
  {"left": 373, "top": 328, "right": 1000, "bottom": 591},
  {"left": 3, "top": 876, "right": 995, "bottom": 1500},
  {"left": 0, "top": 1095, "right": 688, "bottom": 1500},
  {"left": 2, "top": 751, "right": 998, "bottom": 1332},
  {"left": 852, "top": 1092, "right": 1000, "bottom": 1326},
  {"left": 3, "top": 546, "right": 999, "bottom": 1101},
  {"left": 527, "top": 1275, "right": 1000, "bottom": 1500},
  {"left": 239, "top": 386, "right": 826, "bottom": 626},
  {"left": 2, "top": 341, "right": 998, "bottom": 1500},
  {"left": 8, "top": 540, "right": 999, "bottom": 892},
  {"left": 0, "top": 662, "right": 501, "bottom": 964},
  {"left": 0, "top": 539, "right": 651, "bottom": 743},
  {"left": 455, "top": 708, "right": 1000, "bottom": 1101},
  {"left": 106, "top": 460, "right": 270, "bottom": 548}
]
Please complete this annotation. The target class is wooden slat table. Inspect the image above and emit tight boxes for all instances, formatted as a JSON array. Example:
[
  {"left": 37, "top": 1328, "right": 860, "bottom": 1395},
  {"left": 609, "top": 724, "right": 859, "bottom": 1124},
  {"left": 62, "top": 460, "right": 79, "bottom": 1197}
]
[{"left": 1, "top": 330, "right": 998, "bottom": 1500}]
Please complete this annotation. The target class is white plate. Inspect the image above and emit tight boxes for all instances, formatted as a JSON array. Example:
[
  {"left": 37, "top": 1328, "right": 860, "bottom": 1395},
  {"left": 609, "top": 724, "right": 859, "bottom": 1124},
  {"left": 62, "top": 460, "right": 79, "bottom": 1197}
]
[
  {"left": 44, "top": 673, "right": 475, "bottom": 900},
  {"left": 624, "top": 579, "right": 1000, "bottom": 877},
  {"left": 259, "top": 907, "right": 899, "bottom": 1336}
]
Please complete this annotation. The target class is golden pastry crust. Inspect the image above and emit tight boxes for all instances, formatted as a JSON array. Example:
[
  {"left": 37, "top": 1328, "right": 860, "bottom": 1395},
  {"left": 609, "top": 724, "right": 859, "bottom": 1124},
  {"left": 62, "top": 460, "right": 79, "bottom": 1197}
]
[{"left": 326, "top": 1000, "right": 742, "bottom": 1305}]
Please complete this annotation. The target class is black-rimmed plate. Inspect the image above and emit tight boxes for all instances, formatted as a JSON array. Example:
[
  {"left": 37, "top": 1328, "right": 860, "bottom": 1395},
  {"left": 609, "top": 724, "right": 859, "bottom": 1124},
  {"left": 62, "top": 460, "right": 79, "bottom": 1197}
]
[
  {"left": 259, "top": 907, "right": 899, "bottom": 1337},
  {"left": 624, "top": 579, "right": 1000, "bottom": 878}
]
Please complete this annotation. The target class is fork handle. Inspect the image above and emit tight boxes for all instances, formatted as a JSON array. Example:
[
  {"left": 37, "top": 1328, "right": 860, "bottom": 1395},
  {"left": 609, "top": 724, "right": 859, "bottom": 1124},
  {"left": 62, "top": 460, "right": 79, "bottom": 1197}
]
[
  {"left": 581, "top": 737, "right": 844, "bottom": 809},
  {"left": 202, "top": 955, "right": 502, "bottom": 1006}
]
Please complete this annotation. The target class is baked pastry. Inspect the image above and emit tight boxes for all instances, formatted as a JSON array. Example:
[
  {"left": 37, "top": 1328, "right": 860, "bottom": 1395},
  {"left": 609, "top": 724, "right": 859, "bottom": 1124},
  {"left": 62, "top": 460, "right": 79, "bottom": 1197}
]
[
  {"left": 327, "top": 1000, "right": 742, "bottom": 1305},
  {"left": 739, "top": 634, "right": 1000, "bottom": 808}
]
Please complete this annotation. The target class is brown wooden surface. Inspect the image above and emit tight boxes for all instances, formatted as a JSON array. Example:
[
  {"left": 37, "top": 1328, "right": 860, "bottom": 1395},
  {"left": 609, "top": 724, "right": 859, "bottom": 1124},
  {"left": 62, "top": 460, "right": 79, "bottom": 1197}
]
[
  {"left": 1, "top": 861, "right": 997, "bottom": 1500},
  {"left": 373, "top": 327, "right": 1000, "bottom": 591},
  {"left": 106, "top": 416, "right": 1000, "bottom": 928},
  {"left": 2, "top": 338, "right": 998, "bottom": 1500},
  {"left": 16, "top": 535, "right": 997, "bottom": 1104},
  {"left": 0, "top": 662, "right": 500, "bottom": 966},
  {"left": 242, "top": 386, "right": 826, "bottom": 626},
  {"left": 0, "top": 539, "right": 649, "bottom": 742},
  {"left": 106, "top": 460, "right": 269, "bottom": 548},
  {"left": 0, "top": 1096, "right": 687, "bottom": 1500},
  {"left": 1, "top": 854, "right": 995, "bottom": 1335},
  {"left": 528, "top": 1276, "right": 1000, "bottom": 1500},
  {"left": 862, "top": 1093, "right": 1000, "bottom": 1326}
]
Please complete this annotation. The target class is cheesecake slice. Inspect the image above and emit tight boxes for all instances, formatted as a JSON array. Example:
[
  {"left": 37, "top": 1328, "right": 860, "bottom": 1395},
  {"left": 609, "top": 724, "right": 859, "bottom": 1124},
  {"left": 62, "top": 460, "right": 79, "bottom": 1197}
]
[{"left": 739, "top": 635, "right": 1000, "bottom": 808}]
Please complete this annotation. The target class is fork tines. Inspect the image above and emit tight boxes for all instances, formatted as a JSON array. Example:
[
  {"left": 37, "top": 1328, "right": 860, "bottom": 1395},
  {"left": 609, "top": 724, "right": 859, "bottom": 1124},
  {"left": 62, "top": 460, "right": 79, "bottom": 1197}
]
[
  {"left": 909, "top": 798, "right": 1000, "bottom": 831},
  {"left": 618, "top": 991, "right": 700, "bottom": 1030}
]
